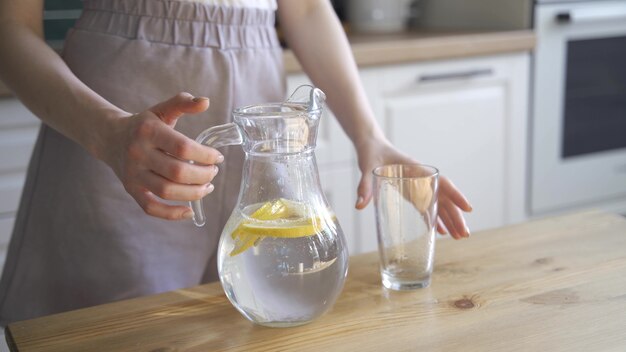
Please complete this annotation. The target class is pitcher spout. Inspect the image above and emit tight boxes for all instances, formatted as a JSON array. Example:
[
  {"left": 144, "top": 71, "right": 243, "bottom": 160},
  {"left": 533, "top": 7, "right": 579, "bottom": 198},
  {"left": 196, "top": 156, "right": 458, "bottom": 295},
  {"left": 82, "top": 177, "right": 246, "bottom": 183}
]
[{"left": 286, "top": 84, "right": 326, "bottom": 112}]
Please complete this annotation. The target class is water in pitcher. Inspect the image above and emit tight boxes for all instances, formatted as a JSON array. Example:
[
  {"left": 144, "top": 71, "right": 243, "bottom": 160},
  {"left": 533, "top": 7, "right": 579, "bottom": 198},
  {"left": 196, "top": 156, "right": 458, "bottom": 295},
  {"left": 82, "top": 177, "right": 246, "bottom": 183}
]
[{"left": 218, "top": 199, "right": 348, "bottom": 327}]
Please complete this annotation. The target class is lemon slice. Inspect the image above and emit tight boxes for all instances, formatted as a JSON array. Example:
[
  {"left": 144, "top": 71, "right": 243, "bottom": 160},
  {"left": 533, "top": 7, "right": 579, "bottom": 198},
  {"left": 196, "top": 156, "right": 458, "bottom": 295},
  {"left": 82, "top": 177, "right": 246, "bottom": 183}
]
[
  {"left": 228, "top": 199, "right": 334, "bottom": 256},
  {"left": 239, "top": 217, "right": 328, "bottom": 239},
  {"left": 229, "top": 199, "right": 291, "bottom": 256},
  {"left": 231, "top": 199, "right": 287, "bottom": 240},
  {"left": 229, "top": 232, "right": 259, "bottom": 257}
]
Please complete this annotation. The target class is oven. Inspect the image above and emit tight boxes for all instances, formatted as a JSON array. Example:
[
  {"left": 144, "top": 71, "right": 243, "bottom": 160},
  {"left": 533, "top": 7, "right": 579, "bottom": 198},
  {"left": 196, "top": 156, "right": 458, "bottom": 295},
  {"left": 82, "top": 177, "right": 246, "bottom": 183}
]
[{"left": 531, "top": 0, "right": 626, "bottom": 215}]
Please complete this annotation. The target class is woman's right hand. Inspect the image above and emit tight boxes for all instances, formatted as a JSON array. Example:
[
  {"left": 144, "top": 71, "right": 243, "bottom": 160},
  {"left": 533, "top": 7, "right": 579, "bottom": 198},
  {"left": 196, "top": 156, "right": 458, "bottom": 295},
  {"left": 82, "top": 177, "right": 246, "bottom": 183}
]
[{"left": 99, "top": 92, "right": 223, "bottom": 220}]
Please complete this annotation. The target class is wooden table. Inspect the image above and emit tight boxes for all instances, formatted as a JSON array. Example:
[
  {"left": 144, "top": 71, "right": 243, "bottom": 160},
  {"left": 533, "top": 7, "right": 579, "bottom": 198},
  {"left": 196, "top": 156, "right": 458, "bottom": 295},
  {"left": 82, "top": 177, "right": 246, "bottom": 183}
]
[{"left": 6, "top": 211, "right": 626, "bottom": 351}]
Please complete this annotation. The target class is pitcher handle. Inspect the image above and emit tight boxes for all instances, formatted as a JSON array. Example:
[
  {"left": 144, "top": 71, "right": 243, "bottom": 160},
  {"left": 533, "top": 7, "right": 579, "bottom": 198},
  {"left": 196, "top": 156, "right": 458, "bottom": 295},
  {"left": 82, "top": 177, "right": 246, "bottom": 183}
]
[{"left": 190, "top": 123, "right": 243, "bottom": 227}]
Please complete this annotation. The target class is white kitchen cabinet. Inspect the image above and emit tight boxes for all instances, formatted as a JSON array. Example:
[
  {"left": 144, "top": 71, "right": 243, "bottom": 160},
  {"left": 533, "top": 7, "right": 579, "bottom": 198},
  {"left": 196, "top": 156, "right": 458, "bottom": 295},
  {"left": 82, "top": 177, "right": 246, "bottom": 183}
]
[
  {"left": 384, "top": 81, "right": 506, "bottom": 225},
  {"left": 362, "top": 54, "right": 530, "bottom": 252},
  {"left": 289, "top": 53, "right": 530, "bottom": 254}
]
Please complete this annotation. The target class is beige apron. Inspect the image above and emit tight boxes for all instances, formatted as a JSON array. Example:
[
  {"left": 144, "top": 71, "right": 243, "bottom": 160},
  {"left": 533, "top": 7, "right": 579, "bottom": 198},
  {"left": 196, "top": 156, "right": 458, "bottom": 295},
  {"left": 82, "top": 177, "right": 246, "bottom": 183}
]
[{"left": 0, "top": 0, "right": 285, "bottom": 325}]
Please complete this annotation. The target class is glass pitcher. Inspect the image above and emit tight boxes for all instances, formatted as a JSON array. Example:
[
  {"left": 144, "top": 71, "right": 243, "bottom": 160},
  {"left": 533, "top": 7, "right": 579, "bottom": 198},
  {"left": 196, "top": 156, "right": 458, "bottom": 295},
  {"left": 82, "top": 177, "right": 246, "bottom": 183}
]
[{"left": 190, "top": 85, "right": 349, "bottom": 327}]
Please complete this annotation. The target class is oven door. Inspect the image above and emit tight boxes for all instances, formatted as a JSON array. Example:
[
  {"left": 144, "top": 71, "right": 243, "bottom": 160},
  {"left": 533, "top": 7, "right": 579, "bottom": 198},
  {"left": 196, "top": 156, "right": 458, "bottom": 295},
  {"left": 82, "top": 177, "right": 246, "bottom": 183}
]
[{"left": 531, "top": 0, "right": 626, "bottom": 214}]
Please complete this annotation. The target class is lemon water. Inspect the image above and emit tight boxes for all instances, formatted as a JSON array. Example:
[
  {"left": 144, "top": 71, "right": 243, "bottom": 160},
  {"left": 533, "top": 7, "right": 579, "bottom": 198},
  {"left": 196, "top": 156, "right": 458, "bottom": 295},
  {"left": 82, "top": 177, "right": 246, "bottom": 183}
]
[{"left": 218, "top": 200, "right": 348, "bottom": 327}]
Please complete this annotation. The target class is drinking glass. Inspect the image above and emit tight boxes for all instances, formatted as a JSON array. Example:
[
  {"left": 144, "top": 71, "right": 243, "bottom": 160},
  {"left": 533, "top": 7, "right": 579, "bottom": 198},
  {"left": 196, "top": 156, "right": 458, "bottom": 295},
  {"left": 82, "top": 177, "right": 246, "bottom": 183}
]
[{"left": 373, "top": 164, "right": 439, "bottom": 290}]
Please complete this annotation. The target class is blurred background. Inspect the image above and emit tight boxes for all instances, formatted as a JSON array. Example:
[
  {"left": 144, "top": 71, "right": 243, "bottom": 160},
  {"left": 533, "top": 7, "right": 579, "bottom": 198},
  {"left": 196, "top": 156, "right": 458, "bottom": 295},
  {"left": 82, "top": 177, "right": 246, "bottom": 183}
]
[{"left": 1, "top": 0, "right": 625, "bottom": 266}]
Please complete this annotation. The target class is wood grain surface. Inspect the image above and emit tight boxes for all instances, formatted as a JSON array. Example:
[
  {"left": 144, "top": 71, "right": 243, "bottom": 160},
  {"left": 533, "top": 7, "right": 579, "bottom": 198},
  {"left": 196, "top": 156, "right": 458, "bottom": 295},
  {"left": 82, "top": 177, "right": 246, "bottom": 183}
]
[{"left": 6, "top": 211, "right": 626, "bottom": 351}]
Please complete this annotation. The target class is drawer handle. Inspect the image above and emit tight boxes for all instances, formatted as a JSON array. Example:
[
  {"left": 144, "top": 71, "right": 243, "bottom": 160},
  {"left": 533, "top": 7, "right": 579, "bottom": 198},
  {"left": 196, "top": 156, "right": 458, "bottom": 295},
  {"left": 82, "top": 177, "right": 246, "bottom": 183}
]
[
  {"left": 417, "top": 69, "right": 493, "bottom": 83},
  {"left": 555, "top": 7, "right": 626, "bottom": 24}
]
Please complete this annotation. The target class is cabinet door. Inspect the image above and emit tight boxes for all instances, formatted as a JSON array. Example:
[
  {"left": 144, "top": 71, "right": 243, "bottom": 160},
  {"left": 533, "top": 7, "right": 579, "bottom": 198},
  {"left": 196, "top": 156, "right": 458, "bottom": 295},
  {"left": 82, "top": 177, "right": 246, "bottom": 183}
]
[
  {"left": 385, "top": 84, "right": 506, "bottom": 231},
  {"left": 356, "top": 82, "right": 507, "bottom": 253}
]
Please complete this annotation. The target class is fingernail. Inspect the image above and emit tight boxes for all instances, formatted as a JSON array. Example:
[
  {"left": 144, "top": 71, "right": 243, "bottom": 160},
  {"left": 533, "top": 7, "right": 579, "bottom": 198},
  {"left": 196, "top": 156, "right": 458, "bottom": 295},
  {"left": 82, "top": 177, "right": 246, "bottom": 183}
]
[
  {"left": 355, "top": 196, "right": 364, "bottom": 208},
  {"left": 206, "top": 183, "right": 215, "bottom": 193},
  {"left": 465, "top": 226, "right": 471, "bottom": 237},
  {"left": 216, "top": 154, "right": 224, "bottom": 163},
  {"left": 192, "top": 96, "right": 209, "bottom": 103},
  {"left": 212, "top": 165, "right": 219, "bottom": 175},
  {"left": 183, "top": 210, "right": 194, "bottom": 219},
  {"left": 468, "top": 204, "right": 474, "bottom": 212}
]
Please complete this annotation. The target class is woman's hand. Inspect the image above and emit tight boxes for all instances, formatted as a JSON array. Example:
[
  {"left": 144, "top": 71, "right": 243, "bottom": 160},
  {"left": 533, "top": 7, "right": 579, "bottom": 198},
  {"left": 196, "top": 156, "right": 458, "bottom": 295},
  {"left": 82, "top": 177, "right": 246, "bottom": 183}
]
[
  {"left": 99, "top": 93, "right": 223, "bottom": 220},
  {"left": 354, "top": 136, "right": 473, "bottom": 239}
]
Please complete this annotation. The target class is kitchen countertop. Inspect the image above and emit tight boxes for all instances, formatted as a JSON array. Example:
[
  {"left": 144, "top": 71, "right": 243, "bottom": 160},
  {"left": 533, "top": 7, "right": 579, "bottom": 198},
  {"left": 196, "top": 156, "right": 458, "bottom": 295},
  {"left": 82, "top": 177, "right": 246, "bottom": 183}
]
[
  {"left": 6, "top": 210, "right": 626, "bottom": 351},
  {"left": 283, "top": 29, "right": 536, "bottom": 73}
]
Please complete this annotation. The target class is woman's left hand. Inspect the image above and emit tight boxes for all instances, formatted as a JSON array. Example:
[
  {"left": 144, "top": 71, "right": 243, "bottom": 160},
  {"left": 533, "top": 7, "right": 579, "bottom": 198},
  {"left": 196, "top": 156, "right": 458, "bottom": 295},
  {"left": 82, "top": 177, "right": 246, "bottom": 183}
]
[{"left": 354, "top": 136, "right": 473, "bottom": 239}]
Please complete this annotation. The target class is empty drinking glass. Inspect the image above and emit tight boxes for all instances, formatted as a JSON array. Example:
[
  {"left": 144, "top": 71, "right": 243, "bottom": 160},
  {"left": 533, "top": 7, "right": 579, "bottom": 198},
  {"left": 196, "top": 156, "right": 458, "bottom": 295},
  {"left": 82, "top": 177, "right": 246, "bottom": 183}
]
[{"left": 373, "top": 164, "right": 439, "bottom": 290}]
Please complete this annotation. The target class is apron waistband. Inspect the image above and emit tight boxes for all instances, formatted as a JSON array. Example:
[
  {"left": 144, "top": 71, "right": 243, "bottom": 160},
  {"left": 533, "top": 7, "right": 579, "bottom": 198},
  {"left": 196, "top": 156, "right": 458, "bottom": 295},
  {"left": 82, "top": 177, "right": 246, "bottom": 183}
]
[{"left": 75, "top": 0, "right": 280, "bottom": 49}]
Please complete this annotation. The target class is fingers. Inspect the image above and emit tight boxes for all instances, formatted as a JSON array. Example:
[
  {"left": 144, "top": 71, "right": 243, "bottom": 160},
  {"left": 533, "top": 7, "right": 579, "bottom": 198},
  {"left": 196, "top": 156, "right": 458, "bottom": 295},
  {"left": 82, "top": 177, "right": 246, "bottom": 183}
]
[
  {"left": 439, "top": 199, "right": 470, "bottom": 239},
  {"left": 118, "top": 94, "right": 216, "bottom": 221},
  {"left": 439, "top": 206, "right": 463, "bottom": 239},
  {"left": 138, "top": 169, "right": 215, "bottom": 202},
  {"left": 436, "top": 218, "right": 448, "bottom": 235},
  {"left": 146, "top": 148, "right": 219, "bottom": 185},
  {"left": 440, "top": 176, "right": 473, "bottom": 212},
  {"left": 132, "top": 190, "right": 195, "bottom": 220},
  {"left": 149, "top": 92, "right": 210, "bottom": 126},
  {"left": 153, "top": 127, "right": 224, "bottom": 165},
  {"left": 355, "top": 172, "right": 373, "bottom": 210}
]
